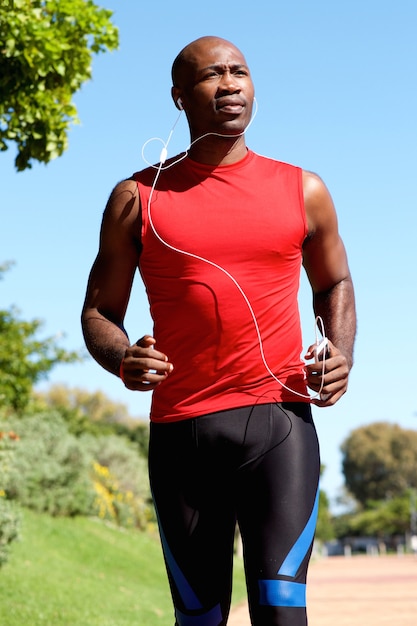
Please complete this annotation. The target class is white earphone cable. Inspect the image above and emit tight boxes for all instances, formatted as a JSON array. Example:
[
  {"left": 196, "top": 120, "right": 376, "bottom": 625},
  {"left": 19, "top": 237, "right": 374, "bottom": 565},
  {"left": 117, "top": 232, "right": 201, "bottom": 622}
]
[{"left": 142, "top": 99, "right": 328, "bottom": 401}]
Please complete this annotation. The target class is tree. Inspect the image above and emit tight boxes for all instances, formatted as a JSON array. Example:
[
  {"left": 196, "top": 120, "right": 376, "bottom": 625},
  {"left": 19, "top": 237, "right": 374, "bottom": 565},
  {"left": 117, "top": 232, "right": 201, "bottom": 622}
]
[
  {"left": 0, "top": 0, "right": 118, "bottom": 170},
  {"left": 341, "top": 422, "right": 417, "bottom": 505},
  {"left": 35, "top": 384, "right": 150, "bottom": 456},
  {"left": 346, "top": 493, "right": 413, "bottom": 538},
  {"left": 36, "top": 385, "right": 133, "bottom": 432},
  {"left": 315, "top": 489, "right": 334, "bottom": 542},
  {"left": 0, "top": 264, "right": 80, "bottom": 412},
  {"left": 0, "top": 308, "right": 80, "bottom": 412}
]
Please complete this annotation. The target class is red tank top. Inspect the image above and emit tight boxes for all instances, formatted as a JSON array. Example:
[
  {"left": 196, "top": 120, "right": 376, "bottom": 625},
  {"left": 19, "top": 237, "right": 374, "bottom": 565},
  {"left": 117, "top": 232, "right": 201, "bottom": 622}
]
[{"left": 134, "top": 150, "right": 309, "bottom": 422}]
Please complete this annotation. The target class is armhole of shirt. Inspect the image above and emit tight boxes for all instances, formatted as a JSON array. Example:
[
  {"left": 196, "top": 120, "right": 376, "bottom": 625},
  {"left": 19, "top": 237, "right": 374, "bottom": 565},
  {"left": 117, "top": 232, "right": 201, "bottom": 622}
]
[
  {"left": 133, "top": 178, "right": 147, "bottom": 245},
  {"left": 297, "top": 167, "right": 309, "bottom": 241}
]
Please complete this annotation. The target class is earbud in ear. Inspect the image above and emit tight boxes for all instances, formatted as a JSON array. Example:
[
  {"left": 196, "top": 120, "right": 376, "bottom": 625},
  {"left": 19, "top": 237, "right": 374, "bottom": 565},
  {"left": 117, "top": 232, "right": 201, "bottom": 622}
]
[{"left": 177, "top": 98, "right": 184, "bottom": 110}]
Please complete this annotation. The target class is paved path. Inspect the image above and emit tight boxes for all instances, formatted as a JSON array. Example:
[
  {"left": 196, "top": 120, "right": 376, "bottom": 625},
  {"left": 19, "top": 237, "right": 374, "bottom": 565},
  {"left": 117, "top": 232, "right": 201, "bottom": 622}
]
[{"left": 228, "top": 554, "right": 417, "bottom": 625}]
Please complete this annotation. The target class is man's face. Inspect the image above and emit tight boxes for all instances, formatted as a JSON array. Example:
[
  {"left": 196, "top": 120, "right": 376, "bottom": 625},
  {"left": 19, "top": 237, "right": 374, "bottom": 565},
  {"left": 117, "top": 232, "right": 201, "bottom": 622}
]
[{"left": 174, "top": 39, "right": 255, "bottom": 138}]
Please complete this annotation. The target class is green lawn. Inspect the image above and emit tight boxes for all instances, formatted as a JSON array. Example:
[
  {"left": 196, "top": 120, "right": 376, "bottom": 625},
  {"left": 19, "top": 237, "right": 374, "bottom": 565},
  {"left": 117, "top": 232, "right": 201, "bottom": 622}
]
[{"left": 0, "top": 509, "right": 246, "bottom": 625}]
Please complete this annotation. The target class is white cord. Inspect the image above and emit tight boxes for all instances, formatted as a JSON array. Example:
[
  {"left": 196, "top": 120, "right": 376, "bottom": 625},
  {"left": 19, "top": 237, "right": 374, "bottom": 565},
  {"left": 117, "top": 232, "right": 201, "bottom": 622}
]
[
  {"left": 314, "top": 315, "right": 329, "bottom": 398},
  {"left": 146, "top": 171, "right": 328, "bottom": 401},
  {"left": 141, "top": 97, "right": 259, "bottom": 170},
  {"left": 142, "top": 98, "right": 328, "bottom": 401}
]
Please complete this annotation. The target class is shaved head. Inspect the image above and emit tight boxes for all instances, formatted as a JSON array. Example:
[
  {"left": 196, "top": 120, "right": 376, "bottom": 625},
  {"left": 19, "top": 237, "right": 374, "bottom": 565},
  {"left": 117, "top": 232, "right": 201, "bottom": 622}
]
[
  {"left": 171, "top": 36, "right": 247, "bottom": 87},
  {"left": 170, "top": 35, "right": 254, "bottom": 148}
]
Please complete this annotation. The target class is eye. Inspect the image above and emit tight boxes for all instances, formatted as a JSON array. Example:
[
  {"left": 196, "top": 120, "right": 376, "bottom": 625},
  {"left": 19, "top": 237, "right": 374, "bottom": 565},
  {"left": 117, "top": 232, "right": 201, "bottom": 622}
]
[{"left": 203, "top": 71, "right": 219, "bottom": 80}]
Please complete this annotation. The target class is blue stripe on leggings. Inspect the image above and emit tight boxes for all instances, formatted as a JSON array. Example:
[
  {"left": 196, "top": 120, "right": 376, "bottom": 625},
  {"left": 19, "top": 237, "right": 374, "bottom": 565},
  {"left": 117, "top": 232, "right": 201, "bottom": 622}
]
[
  {"left": 277, "top": 486, "right": 319, "bottom": 577},
  {"left": 153, "top": 499, "right": 202, "bottom": 611},
  {"left": 258, "top": 579, "right": 306, "bottom": 607},
  {"left": 175, "top": 604, "right": 223, "bottom": 626}
]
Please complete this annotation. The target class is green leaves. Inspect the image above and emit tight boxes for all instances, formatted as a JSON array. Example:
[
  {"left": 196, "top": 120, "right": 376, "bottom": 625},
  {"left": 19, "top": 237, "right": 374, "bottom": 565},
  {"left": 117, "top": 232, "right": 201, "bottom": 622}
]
[
  {"left": 0, "top": 306, "right": 81, "bottom": 412},
  {"left": 341, "top": 422, "right": 417, "bottom": 505},
  {"left": 0, "top": 265, "right": 82, "bottom": 413},
  {"left": 0, "top": 0, "right": 119, "bottom": 170}
]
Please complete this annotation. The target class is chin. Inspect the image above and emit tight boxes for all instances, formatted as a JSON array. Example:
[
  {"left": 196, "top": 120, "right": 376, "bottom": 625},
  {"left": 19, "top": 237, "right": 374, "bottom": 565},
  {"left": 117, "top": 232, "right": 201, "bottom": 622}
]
[
  {"left": 219, "top": 122, "right": 248, "bottom": 136},
  {"left": 218, "top": 115, "right": 248, "bottom": 131}
]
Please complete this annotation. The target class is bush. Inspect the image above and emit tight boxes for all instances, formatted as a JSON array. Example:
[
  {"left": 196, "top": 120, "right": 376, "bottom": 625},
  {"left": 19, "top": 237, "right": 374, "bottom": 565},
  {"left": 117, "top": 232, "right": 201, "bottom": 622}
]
[
  {"left": 0, "top": 498, "right": 21, "bottom": 567},
  {"left": 3, "top": 409, "right": 153, "bottom": 529},
  {"left": 0, "top": 428, "right": 21, "bottom": 566},
  {"left": 82, "top": 434, "right": 153, "bottom": 529},
  {"left": 5, "top": 411, "right": 95, "bottom": 516}
]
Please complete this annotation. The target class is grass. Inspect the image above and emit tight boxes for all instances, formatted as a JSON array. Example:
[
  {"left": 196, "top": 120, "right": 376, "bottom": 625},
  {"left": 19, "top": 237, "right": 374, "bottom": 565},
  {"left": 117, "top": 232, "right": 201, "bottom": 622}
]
[{"left": 0, "top": 509, "right": 247, "bottom": 625}]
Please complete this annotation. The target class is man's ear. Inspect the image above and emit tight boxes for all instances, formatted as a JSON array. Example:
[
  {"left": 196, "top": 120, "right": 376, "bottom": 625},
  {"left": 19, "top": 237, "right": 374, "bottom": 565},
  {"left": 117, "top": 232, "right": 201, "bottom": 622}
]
[{"left": 171, "top": 86, "right": 184, "bottom": 110}]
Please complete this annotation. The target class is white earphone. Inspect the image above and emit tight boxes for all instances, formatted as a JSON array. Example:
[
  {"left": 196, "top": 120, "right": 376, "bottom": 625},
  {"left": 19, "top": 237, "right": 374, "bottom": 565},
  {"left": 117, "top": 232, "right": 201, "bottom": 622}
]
[{"left": 142, "top": 95, "right": 328, "bottom": 401}]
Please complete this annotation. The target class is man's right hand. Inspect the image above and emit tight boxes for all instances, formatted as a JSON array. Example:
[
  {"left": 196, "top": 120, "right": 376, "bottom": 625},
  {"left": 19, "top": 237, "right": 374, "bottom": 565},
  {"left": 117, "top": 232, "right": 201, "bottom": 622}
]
[{"left": 120, "top": 335, "right": 174, "bottom": 391}]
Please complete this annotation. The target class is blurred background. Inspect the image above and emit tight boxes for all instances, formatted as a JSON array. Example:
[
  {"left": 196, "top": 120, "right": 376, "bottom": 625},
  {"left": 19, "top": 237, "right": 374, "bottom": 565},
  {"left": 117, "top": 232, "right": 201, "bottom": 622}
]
[{"left": 1, "top": 0, "right": 416, "bottom": 512}]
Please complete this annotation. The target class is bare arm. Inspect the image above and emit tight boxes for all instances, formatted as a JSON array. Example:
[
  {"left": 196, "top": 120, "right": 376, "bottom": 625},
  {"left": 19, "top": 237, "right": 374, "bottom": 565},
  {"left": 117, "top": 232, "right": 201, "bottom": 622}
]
[
  {"left": 302, "top": 170, "right": 356, "bottom": 406},
  {"left": 81, "top": 179, "right": 173, "bottom": 390}
]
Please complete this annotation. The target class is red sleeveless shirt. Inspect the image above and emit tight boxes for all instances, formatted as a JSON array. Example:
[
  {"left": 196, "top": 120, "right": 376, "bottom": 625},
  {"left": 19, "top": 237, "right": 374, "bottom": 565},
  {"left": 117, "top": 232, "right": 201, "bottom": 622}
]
[{"left": 134, "top": 150, "right": 309, "bottom": 422}]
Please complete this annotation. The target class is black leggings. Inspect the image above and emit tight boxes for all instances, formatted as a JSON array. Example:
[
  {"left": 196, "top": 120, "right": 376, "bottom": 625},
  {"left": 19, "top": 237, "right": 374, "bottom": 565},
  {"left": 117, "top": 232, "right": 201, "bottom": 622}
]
[{"left": 149, "top": 402, "right": 320, "bottom": 626}]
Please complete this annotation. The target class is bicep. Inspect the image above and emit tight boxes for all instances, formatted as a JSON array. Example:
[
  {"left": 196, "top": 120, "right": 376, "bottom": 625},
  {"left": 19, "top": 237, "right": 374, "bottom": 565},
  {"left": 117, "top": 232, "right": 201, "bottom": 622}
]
[
  {"left": 82, "top": 180, "right": 141, "bottom": 324},
  {"left": 302, "top": 171, "right": 351, "bottom": 294}
]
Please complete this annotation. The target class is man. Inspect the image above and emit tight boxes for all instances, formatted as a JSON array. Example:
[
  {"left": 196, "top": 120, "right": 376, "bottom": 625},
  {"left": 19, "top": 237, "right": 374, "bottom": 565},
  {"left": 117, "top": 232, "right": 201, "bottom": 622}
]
[{"left": 81, "top": 36, "right": 356, "bottom": 626}]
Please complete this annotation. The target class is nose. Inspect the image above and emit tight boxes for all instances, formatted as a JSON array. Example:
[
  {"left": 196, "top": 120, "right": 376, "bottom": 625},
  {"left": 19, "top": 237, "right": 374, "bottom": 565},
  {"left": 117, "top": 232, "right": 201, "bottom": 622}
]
[{"left": 218, "top": 70, "right": 240, "bottom": 94}]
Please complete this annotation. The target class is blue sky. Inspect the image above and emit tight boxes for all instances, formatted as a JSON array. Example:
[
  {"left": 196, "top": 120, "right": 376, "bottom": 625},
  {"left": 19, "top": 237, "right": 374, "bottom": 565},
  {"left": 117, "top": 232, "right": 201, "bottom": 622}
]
[{"left": 1, "top": 0, "right": 416, "bottom": 511}]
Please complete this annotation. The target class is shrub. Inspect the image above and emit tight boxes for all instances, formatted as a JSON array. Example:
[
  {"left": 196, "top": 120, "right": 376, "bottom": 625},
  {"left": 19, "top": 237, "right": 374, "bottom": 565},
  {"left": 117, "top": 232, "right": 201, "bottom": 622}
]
[
  {"left": 91, "top": 461, "right": 149, "bottom": 529},
  {"left": 3, "top": 409, "right": 153, "bottom": 529},
  {"left": 83, "top": 434, "right": 153, "bottom": 529},
  {"left": 0, "top": 429, "right": 21, "bottom": 566},
  {"left": 0, "top": 497, "right": 21, "bottom": 567},
  {"left": 4, "top": 411, "right": 95, "bottom": 516}
]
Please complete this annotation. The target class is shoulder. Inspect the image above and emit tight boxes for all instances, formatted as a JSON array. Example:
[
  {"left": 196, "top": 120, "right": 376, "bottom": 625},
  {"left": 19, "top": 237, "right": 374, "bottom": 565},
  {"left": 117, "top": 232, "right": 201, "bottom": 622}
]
[
  {"left": 302, "top": 169, "right": 337, "bottom": 236},
  {"left": 100, "top": 178, "right": 141, "bottom": 247},
  {"left": 107, "top": 177, "right": 139, "bottom": 209},
  {"left": 250, "top": 150, "right": 299, "bottom": 173},
  {"left": 248, "top": 152, "right": 304, "bottom": 187},
  {"left": 104, "top": 178, "right": 140, "bottom": 224},
  {"left": 302, "top": 170, "right": 331, "bottom": 205}
]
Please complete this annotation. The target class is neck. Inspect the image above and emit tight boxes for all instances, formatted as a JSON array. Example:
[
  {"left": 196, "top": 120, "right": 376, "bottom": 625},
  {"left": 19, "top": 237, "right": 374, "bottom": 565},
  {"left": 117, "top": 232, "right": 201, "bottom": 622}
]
[{"left": 188, "top": 133, "right": 247, "bottom": 165}]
